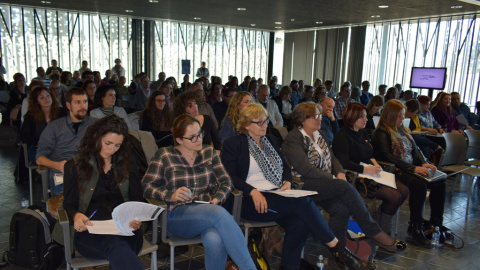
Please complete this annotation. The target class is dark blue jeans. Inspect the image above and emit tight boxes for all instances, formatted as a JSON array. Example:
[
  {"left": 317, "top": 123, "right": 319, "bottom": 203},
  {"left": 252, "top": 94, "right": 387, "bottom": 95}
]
[
  {"left": 241, "top": 193, "right": 336, "bottom": 269},
  {"left": 74, "top": 229, "right": 144, "bottom": 270}
]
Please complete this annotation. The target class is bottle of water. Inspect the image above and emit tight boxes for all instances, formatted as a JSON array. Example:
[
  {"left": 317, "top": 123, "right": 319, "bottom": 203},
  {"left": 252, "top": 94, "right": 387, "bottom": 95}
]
[
  {"left": 316, "top": 254, "right": 324, "bottom": 270},
  {"left": 21, "top": 195, "right": 29, "bottom": 208},
  {"left": 432, "top": 226, "right": 441, "bottom": 248}
]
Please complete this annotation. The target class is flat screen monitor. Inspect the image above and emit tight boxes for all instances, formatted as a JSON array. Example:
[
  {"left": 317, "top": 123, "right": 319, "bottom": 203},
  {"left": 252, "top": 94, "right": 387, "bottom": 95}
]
[{"left": 410, "top": 67, "right": 447, "bottom": 90}]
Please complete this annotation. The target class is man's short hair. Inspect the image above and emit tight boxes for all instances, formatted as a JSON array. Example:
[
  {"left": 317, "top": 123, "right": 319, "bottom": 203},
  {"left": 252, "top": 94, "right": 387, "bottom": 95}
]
[
  {"left": 36, "top": 67, "right": 44, "bottom": 73},
  {"left": 451, "top": 92, "right": 460, "bottom": 96},
  {"left": 66, "top": 87, "right": 87, "bottom": 103},
  {"left": 81, "top": 70, "right": 93, "bottom": 80},
  {"left": 290, "top": 80, "right": 298, "bottom": 84},
  {"left": 324, "top": 80, "right": 333, "bottom": 86}
]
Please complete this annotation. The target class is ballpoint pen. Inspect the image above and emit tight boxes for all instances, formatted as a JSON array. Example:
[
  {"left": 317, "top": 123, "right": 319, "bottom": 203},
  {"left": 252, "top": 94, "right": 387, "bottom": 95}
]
[
  {"left": 85, "top": 210, "right": 97, "bottom": 225},
  {"left": 268, "top": 209, "right": 277, "bottom": 213}
]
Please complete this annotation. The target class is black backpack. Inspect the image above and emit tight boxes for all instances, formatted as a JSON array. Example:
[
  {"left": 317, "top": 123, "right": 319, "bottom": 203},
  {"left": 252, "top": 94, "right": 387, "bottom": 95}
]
[{"left": 2, "top": 205, "right": 64, "bottom": 269}]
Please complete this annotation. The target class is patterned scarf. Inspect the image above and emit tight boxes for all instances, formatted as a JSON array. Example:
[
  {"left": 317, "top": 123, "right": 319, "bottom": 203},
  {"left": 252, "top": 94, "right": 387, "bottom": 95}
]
[
  {"left": 388, "top": 124, "right": 413, "bottom": 160},
  {"left": 100, "top": 106, "right": 115, "bottom": 116},
  {"left": 247, "top": 134, "right": 283, "bottom": 187},
  {"left": 293, "top": 129, "right": 332, "bottom": 177}
]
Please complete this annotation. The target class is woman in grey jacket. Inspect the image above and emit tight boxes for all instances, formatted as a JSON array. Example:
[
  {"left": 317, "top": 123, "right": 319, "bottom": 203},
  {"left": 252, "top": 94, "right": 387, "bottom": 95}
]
[{"left": 282, "top": 102, "right": 406, "bottom": 254}]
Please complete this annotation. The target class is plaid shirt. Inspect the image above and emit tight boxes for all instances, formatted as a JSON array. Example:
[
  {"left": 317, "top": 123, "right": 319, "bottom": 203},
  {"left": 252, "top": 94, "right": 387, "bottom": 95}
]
[
  {"left": 142, "top": 145, "right": 233, "bottom": 211},
  {"left": 419, "top": 110, "right": 441, "bottom": 130},
  {"left": 334, "top": 97, "right": 356, "bottom": 120}
]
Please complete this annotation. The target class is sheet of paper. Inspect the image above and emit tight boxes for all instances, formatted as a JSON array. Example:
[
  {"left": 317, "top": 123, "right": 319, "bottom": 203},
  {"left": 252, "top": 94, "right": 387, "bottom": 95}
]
[
  {"left": 260, "top": 189, "right": 318, "bottom": 198},
  {"left": 411, "top": 131, "right": 427, "bottom": 135},
  {"left": 426, "top": 133, "right": 443, "bottom": 138},
  {"left": 357, "top": 171, "right": 397, "bottom": 189},
  {"left": 112, "top": 201, "right": 164, "bottom": 235},
  {"left": 372, "top": 116, "right": 380, "bottom": 128},
  {"left": 456, "top": 114, "right": 469, "bottom": 126},
  {"left": 402, "top": 118, "right": 411, "bottom": 128},
  {"left": 54, "top": 173, "right": 63, "bottom": 186},
  {"left": 86, "top": 220, "right": 129, "bottom": 236}
]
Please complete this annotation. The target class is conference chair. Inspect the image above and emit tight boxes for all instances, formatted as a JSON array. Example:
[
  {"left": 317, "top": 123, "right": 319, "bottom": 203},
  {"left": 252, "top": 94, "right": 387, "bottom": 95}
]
[
  {"left": 58, "top": 209, "right": 158, "bottom": 270},
  {"left": 438, "top": 132, "right": 480, "bottom": 215},
  {"left": 146, "top": 189, "right": 242, "bottom": 270},
  {"left": 21, "top": 143, "right": 37, "bottom": 205},
  {"left": 465, "top": 130, "right": 480, "bottom": 167}
]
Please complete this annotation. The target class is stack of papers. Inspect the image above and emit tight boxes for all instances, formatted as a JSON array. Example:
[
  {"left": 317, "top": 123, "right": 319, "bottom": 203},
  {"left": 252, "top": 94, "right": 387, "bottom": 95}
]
[
  {"left": 261, "top": 189, "right": 318, "bottom": 197},
  {"left": 358, "top": 162, "right": 397, "bottom": 189},
  {"left": 87, "top": 201, "right": 164, "bottom": 236}
]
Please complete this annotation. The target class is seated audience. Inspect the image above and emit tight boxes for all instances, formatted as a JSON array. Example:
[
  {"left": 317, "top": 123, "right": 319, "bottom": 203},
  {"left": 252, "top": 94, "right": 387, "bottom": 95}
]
[
  {"left": 174, "top": 91, "right": 221, "bottom": 151},
  {"left": 431, "top": 92, "right": 465, "bottom": 134},
  {"left": 222, "top": 103, "right": 376, "bottom": 270},
  {"left": 371, "top": 99, "right": 448, "bottom": 248},
  {"left": 378, "top": 84, "right": 387, "bottom": 98},
  {"left": 299, "top": 85, "right": 314, "bottom": 103},
  {"left": 134, "top": 75, "right": 151, "bottom": 109},
  {"left": 247, "top": 79, "right": 258, "bottom": 98},
  {"left": 90, "top": 85, "right": 132, "bottom": 130},
  {"left": 81, "top": 80, "right": 96, "bottom": 113},
  {"left": 319, "top": 97, "right": 339, "bottom": 145},
  {"left": 157, "top": 80, "right": 175, "bottom": 109},
  {"left": 401, "top": 90, "right": 414, "bottom": 103},
  {"left": 272, "top": 86, "right": 293, "bottom": 129},
  {"left": 351, "top": 86, "right": 362, "bottom": 103},
  {"left": 220, "top": 91, "right": 252, "bottom": 144},
  {"left": 451, "top": 92, "right": 477, "bottom": 128},
  {"left": 190, "top": 84, "right": 219, "bottom": 129},
  {"left": 385, "top": 87, "right": 399, "bottom": 102},
  {"left": 360, "top": 80, "right": 373, "bottom": 105},
  {"left": 417, "top": 95, "right": 444, "bottom": 134},
  {"left": 143, "top": 114, "right": 256, "bottom": 270},
  {"left": 206, "top": 82, "right": 223, "bottom": 107},
  {"left": 334, "top": 84, "right": 356, "bottom": 126},
  {"left": 313, "top": 85, "right": 327, "bottom": 103},
  {"left": 7, "top": 73, "right": 29, "bottom": 123},
  {"left": 213, "top": 88, "right": 236, "bottom": 127},
  {"left": 180, "top": 74, "right": 191, "bottom": 92},
  {"left": 365, "top": 95, "right": 384, "bottom": 135},
  {"left": 140, "top": 90, "right": 174, "bottom": 148},
  {"left": 63, "top": 115, "right": 144, "bottom": 270},
  {"left": 282, "top": 102, "right": 405, "bottom": 255},
  {"left": 332, "top": 103, "right": 408, "bottom": 235},
  {"left": 20, "top": 87, "right": 67, "bottom": 163},
  {"left": 325, "top": 80, "right": 336, "bottom": 99},
  {"left": 116, "top": 76, "right": 129, "bottom": 99},
  {"left": 256, "top": 85, "right": 283, "bottom": 127}
]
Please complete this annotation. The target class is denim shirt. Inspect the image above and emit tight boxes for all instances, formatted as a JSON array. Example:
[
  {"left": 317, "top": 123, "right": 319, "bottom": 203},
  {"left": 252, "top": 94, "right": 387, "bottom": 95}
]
[{"left": 36, "top": 115, "right": 97, "bottom": 174}]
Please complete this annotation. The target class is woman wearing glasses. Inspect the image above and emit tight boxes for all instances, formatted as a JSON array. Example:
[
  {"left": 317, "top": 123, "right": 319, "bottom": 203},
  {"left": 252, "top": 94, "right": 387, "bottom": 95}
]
[
  {"left": 142, "top": 114, "right": 256, "bottom": 270},
  {"left": 174, "top": 91, "right": 221, "bottom": 151},
  {"left": 282, "top": 102, "right": 406, "bottom": 258},
  {"left": 222, "top": 103, "right": 376, "bottom": 270}
]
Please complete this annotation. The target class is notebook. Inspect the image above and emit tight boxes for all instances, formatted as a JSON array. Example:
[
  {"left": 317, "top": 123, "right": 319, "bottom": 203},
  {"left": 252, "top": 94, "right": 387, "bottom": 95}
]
[{"left": 415, "top": 169, "right": 447, "bottom": 182}]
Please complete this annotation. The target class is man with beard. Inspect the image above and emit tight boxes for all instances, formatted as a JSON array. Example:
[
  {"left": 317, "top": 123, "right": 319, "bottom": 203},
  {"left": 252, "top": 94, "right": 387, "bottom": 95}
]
[{"left": 36, "top": 88, "right": 96, "bottom": 214}]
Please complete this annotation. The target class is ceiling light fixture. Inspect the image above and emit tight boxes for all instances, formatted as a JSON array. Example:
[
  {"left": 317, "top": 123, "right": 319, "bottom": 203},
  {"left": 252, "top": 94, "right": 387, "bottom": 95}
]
[
  {"left": 371, "top": 15, "right": 380, "bottom": 18},
  {"left": 194, "top": 17, "right": 201, "bottom": 20},
  {"left": 41, "top": 1, "right": 51, "bottom": 3},
  {"left": 237, "top": 8, "right": 247, "bottom": 11},
  {"left": 275, "top": 22, "right": 282, "bottom": 25},
  {"left": 125, "top": 9, "right": 134, "bottom": 13},
  {"left": 149, "top": 0, "right": 159, "bottom": 2},
  {"left": 451, "top": 5, "right": 463, "bottom": 8},
  {"left": 291, "top": 19, "right": 295, "bottom": 21},
  {"left": 275, "top": 26, "right": 282, "bottom": 29},
  {"left": 316, "top": 22, "right": 323, "bottom": 24},
  {"left": 378, "top": 5, "right": 388, "bottom": 8},
  {"left": 251, "top": 24, "right": 256, "bottom": 27}
]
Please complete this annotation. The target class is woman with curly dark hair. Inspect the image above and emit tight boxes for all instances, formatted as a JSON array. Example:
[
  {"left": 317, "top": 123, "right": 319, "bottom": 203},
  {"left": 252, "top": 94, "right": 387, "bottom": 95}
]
[
  {"left": 81, "top": 79, "right": 96, "bottom": 113},
  {"left": 62, "top": 115, "right": 145, "bottom": 270},
  {"left": 141, "top": 90, "right": 174, "bottom": 148},
  {"left": 20, "top": 86, "right": 67, "bottom": 162}
]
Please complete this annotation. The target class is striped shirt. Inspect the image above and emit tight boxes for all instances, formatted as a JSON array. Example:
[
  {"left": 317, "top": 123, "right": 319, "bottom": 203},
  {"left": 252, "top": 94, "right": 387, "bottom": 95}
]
[{"left": 142, "top": 145, "right": 233, "bottom": 211}]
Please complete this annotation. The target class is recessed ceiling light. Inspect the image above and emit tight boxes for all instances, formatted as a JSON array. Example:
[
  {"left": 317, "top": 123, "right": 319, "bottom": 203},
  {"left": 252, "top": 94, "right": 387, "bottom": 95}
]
[
  {"left": 451, "top": 5, "right": 463, "bottom": 9},
  {"left": 378, "top": 5, "right": 388, "bottom": 8},
  {"left": 371, "top": 15, "right": 380, "bottom": 18},
  {"left": 41, "top": 1, "right": 51, "bottom": 3},
  {"left": 251, "top": 24, "right": 256, "bottom": 27},
  {"left": 125, "top": 9, "right": 134, "bottom": 13},
  {"left": 194, "top": 17, "right": 201, "bottom": 20},
  {"left": 316, "top": 21, "right": 323, "bottom": 24},
  {"left": 275, "top": 26, "right": 282, "bottom": 29},
  {"left": 275, "top": 22, "right": 282, "bottom": 25},
  {"left": 237, "top": 8, "right": 247, "bottom": 11},
  {"left": 291, "top": 18, "right": 295, "bottom": 22},
  {"left": 149, "top": 0, "right": 158, "bottom": 2}
]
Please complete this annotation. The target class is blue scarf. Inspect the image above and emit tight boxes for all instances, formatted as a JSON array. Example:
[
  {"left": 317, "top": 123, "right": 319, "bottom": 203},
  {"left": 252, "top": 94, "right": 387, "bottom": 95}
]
[{"left": 247, "top": 135, "right": 283, "bottom": 187}]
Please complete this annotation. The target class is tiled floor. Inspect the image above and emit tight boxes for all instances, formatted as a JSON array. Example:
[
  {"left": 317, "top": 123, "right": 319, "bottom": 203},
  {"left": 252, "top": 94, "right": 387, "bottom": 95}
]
[{"left": 1, "top": 144, "right": 480, "bottom": 269}]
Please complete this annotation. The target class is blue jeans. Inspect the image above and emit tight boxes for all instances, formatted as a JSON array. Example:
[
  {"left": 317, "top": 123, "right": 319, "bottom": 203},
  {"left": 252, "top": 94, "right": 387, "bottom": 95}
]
[
  {"left": 167, "top": 203, "right": 256, "bottom": 270},
  {"left": 241, "top": 193, "right": 336, "bottom": 268},
  {"left": 74, "top": 229, "right": 144, "bottom": 270},
  {"left": 48, "top": 170, "right": 63, "bottom": 195}
]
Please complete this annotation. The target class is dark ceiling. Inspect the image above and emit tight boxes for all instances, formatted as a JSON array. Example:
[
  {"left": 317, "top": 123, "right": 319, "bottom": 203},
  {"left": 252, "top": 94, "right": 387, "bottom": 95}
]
[{"left": 4, "top": 0, "right": 480, "bottom": 30}]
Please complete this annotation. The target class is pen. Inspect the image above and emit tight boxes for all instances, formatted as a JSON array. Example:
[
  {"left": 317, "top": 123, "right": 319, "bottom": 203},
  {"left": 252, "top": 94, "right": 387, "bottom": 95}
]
[
  {"left": 268, "top": 209, "right": 277, "bottom": 213},
  {"left": 85, "top": 210, "right": 97, "bottom": 224},
  {"left": 194, "top": 200, "right": 211, "bottom": 204}
]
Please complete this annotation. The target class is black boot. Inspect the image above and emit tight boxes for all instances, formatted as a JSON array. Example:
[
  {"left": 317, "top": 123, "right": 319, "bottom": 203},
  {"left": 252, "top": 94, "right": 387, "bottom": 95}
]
[
  {"left": 330, "top": 246, "right": 377, "bottom": 270},
  {"left": 407, "top": 221, "right": 432, "bottom": 248}
]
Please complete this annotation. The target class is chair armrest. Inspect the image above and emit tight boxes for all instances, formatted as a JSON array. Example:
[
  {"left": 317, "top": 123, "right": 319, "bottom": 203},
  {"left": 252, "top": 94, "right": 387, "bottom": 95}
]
[
  {"left": 377, "top": 161, "right": 395, "bottom": 173},
  {"left": 231, "top": 189, "right": 243, "bottom": 225},
  {"left": 37, "top": 166, "right": 49, "bottom": 203},
  {"left": 58, "top": 209, "right": 73, "bottom": 263},
  {"left": 146, "top": 198, "right": 168, "bottom": 244},
  {"left": 292, "top": 176, "right": 304, "bottom": 190}
]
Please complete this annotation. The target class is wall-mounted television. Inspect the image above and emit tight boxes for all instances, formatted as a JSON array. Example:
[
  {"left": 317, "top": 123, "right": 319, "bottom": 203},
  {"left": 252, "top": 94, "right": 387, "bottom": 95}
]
[{"left": 410, "top": 67, "right": 447, "bottom": 90}]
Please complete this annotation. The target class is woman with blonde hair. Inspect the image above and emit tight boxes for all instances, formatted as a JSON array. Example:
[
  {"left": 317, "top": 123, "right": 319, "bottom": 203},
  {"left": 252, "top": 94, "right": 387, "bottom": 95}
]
[
  {"left": 371, "top": 99, "right": 448, "bottom": 248},
  {"left": 220, "top": 91, "right": 252, "bottom": 144}
]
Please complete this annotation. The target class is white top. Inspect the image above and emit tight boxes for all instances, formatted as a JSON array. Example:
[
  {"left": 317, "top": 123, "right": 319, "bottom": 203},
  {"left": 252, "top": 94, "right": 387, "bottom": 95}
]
[
  {"left": 90, "top": 106, "right": 133, "bottom": 130},
  {"left": 282, "top": 100, "right": 292, "bottom": 114},
  {"left": 246, "top": 154, "right": 279, "bottom": 191}
]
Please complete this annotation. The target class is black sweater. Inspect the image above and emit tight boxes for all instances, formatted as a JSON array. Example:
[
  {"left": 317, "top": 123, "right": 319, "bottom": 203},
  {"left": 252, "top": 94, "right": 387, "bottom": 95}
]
[{"left": 332, "top": 127, "right": 373, "bottom": 173}]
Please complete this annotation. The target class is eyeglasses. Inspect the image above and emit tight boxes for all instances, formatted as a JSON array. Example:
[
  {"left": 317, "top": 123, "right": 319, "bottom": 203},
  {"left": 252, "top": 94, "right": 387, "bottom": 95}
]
[
  {"left": 251, "top": 119, "right": 270, "bottom": 126},
  {"left": 182, "top": 131, "right": 205, "bottom": 143},
  {"left": 313, "top": 114, "right": 322, "bottom": 120}
]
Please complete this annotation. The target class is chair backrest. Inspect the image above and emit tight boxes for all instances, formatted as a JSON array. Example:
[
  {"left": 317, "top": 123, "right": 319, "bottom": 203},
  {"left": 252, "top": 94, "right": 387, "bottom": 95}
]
[
  {"left": 465, "top": 129, "right": 480, "bottom": 160},
  {"left": 438, "top": 133, "right": 468, "bottom": 166},
  {"left": 129, "top": 130, "right": 158, "bottom": 162},
  {"left": 274, "top": 126, "right": 288, "bottom": 140}
]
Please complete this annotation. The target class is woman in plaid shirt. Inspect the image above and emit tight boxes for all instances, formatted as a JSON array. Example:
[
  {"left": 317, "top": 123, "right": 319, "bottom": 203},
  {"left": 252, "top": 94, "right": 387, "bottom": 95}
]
[{"left": 142, "top": 114, "right": 256, "bottom": 270}]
